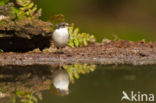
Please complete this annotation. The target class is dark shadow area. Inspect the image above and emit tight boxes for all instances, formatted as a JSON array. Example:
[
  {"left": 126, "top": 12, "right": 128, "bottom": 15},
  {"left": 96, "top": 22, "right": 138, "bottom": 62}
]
[
  {"left": 0, "top": 65, "right": 53, "bottom": 82},
  {"left": 0, "top": 36, "right": 51, "bottom": 52}
]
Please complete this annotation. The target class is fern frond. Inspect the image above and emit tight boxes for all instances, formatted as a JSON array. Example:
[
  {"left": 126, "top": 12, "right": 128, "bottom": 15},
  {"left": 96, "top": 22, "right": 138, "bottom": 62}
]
[
  {"left": 16, "top": 0, "right": 42, "bottom": 19},
  {"left": 68, "top": 26, "right": 96, "bottom": 48}
]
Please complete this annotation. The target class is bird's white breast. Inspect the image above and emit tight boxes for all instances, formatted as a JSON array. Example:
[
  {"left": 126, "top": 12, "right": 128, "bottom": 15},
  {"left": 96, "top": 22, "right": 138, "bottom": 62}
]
[
  {"left": 53, "top": 70, "right": 70, "bottom": 90},
  {"left": 52, "top": 27, "right": 69, "bottom": 47}
]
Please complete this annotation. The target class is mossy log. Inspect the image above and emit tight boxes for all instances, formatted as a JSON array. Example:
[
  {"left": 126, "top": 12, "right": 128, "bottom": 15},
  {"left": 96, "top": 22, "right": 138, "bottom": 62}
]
[
  {"left": 0, "top": 3, "right": 53, "bottom": 51},
  {"left": 0, "top": 18, "right": 53, "bottom": 51}
]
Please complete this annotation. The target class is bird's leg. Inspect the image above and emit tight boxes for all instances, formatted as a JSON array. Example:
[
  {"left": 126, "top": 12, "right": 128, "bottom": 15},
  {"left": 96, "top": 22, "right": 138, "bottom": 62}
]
[
  {"left": 57, "top": 47, "right": 59, "bottom": 52},
  {"left": 60, "top": 47, "right": 64, "bottom": 54},
  {"left": 55, "top": 47, "right": 64, "bottom": 54},
  {"left": 61, "top": 47, "right": 64, "bottom": 53},
  {"left": 57, "top": 47, "right": 61, "bottom": 53}
]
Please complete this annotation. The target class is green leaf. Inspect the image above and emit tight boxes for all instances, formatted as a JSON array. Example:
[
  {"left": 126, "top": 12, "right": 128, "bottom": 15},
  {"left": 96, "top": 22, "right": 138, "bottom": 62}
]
[
  {"left": 68, "top": 27, "right": 73, "bottom": 34},
  {"left": 83, "top": 38, "right": 88, "bottom": 46},
  {"left": 74, "top": 73, "right": 80, "bottom": 79},
  {"left": 74, "top": 39, "right": 79, "bottom": 47},
  {"left": 0, "top": 49, "right": 3, "bottom": 52},
  {"left": 16, "top": 0, "right": 42, "bottom": 19},
  {"left": 26, "top": 2, "right": 34, "bottom": 9},
  {"left": 73, "top": 28, "right": 79, "bottom": 35},
  {"left": 30, "top": 5, "right": 37, "bottom": 15},
  {"left": 0, "top": 0, "right": 9, "bottom": 6},
  {"left": 0, "top": 2, "right": 5, "bottom": 6},
  {"left": 64, "top": 64, "right": 96, "bottom": 83},
  {"left": 68, "top": 42, "right": 75, "bottom": 48}
]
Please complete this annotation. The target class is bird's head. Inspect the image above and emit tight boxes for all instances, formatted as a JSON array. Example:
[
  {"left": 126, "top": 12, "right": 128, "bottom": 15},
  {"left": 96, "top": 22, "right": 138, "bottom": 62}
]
[{"left": 56, "top": 22, "right": 70, "bottom": 29}]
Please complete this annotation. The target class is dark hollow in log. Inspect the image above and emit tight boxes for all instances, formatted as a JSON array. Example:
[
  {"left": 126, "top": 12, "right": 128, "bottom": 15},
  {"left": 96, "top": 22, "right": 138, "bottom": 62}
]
[{"left": 0, "top": 36, "right": 51, "bottom": 52}]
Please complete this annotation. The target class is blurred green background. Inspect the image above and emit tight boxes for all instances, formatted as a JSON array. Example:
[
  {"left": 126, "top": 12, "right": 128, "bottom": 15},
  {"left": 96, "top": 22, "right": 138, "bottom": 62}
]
[{"left": 34, "top": 0, "right": 156, "bottom": 42}]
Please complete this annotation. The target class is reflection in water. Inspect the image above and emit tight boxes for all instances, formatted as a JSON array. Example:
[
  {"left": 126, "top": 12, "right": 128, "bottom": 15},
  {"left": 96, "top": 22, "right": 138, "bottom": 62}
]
[
  {"left": 51, "top": 64, "right": 96, "bottom": 96},
  {"left": 0, "top": 64, "right": 96, "bottom": 102},
  {"left": 64, "top": 64, "right": 96, "bottom": 83},
  {"left": 15, "top": 90, "right": 42, "bottom": 103},
  {"left": 0, "top": 65, "right": 53, "bottom": 103},
  {"left": 1, "top": 65, "right": 156, "bottom": 103},
  {"left": 51, "top": 67, "right": 70, "bottom": 96}
]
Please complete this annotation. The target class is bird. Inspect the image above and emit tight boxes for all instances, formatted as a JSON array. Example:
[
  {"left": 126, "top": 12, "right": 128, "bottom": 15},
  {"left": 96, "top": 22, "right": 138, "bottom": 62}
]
[
  {"left": 52, "top": 22, "right": 70, "bottom": 53},
  {"left": 52, "top": 67, "right": 70, "bottom": 96}
]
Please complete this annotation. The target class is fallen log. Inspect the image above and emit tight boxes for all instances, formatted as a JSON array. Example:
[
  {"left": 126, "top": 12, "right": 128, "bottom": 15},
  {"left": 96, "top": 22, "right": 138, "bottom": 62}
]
[
  {"left": 0, "top": 3, "right": 53, "bottom": 52},
  {"left": 0, "top": 40, "right": 156, "bottom": 66}
]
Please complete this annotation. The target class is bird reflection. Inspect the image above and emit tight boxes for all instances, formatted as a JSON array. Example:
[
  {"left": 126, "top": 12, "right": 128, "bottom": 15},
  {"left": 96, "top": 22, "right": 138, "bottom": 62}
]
[{"left": 51, "top": 67, "right": 70, "bottom": 96}]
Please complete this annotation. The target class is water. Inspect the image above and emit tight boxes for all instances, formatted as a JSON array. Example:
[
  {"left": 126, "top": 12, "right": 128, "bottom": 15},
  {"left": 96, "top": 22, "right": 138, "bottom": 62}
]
[{"left": 0, "top": 64, "right": 156, "bottom": 103}]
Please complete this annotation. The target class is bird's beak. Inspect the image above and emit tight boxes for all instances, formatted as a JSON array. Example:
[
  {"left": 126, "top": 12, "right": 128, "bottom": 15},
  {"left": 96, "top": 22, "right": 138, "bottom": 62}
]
[
  {"left": 68, "top": 24, "right": 71, "bottom": 27},
  {"left": 66, "top": 24, "right": 71, "bottom": 27}
]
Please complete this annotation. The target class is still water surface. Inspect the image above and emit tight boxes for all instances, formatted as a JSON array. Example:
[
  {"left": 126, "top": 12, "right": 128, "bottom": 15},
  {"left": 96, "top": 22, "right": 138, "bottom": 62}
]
[{"left": 0, "top": 64, "right": 156, "bottom": 103}]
